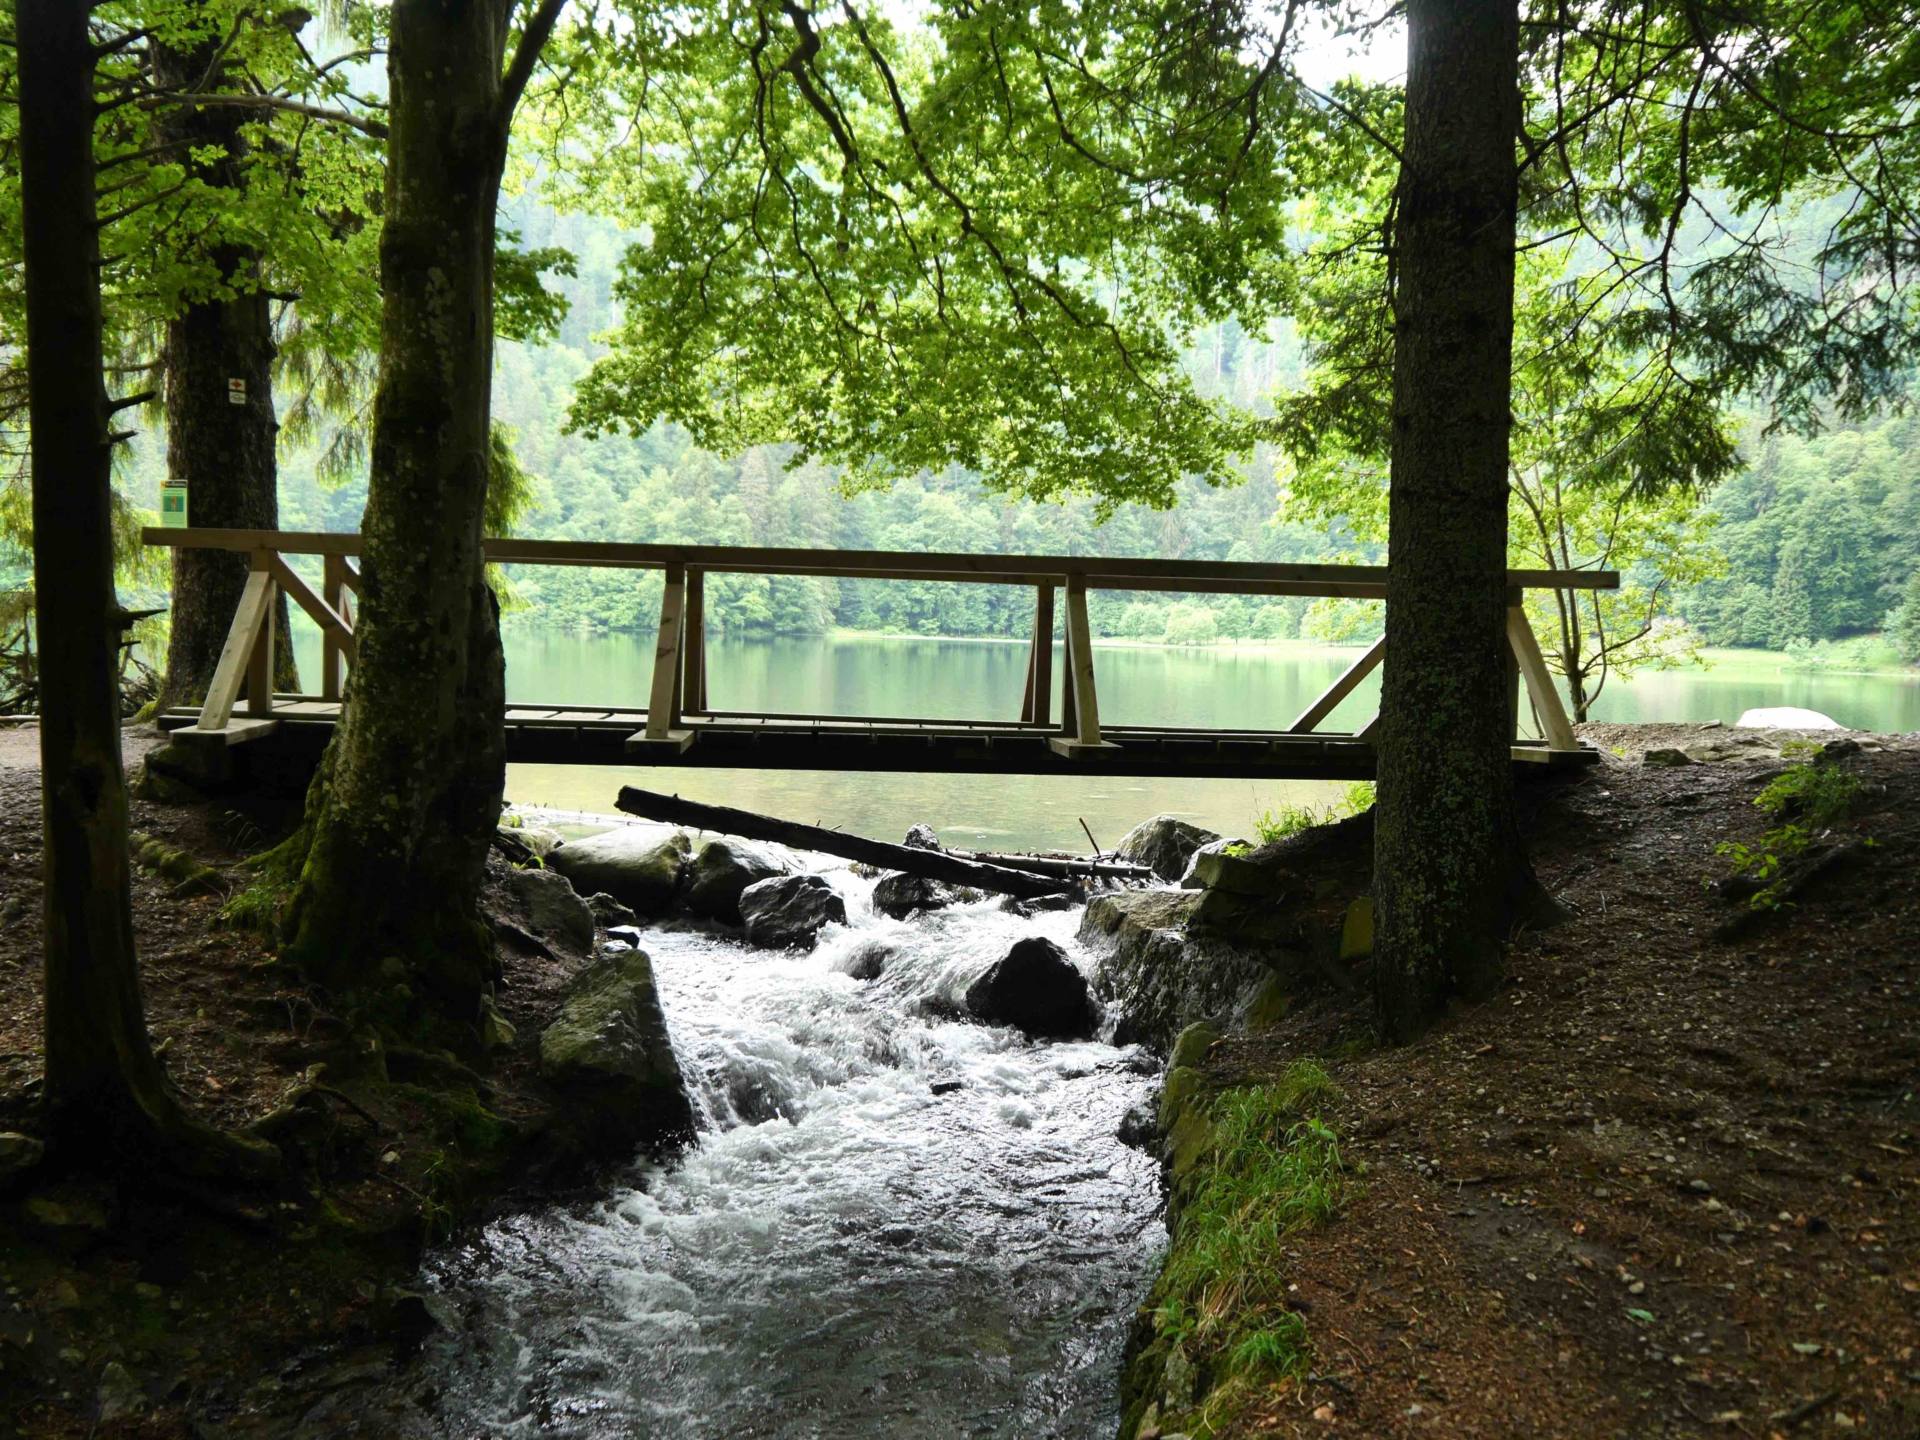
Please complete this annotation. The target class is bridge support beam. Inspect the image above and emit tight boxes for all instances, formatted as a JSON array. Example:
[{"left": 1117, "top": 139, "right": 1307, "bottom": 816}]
[
  {"left": 1507, "top": 603, "right": 1578, "bottom": 750},
  {"left": 1049, "top": 575, "right": 1117, "bottom": 758},
  {"left": 1020, "top": 583, "right": 1054, "bottom": 726},
  {"left": 636, "top": 562, "right": 695, "bottom": 752},
  {"left": 320, "top": 554, "right": 355, "bottom": 700},
  {"left": 1289, "top": 634, "right": 1385, "bottom": 734},
  {"left": 682, "top": 567, "right": 708, "bottom": 715}
]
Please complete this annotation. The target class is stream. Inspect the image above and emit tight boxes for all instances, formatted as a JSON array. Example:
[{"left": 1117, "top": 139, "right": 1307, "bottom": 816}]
[{"left": 387, "top": 842, "right": 1163, "bottom": 1438}]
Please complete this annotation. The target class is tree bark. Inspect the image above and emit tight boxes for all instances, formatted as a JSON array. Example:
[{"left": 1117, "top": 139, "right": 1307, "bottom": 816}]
[
  {"left": 19, "top": 0, "right": 274, "bottom": 1176},
  {"left": 152, "top": 34, "right": 298, "bottom": 711},
  {"left": 1372, "top": 0, "right": 1546, "bottom": 1042},
  {"left": 278, "top": 0, "right": 517, "bottom": 1013}
]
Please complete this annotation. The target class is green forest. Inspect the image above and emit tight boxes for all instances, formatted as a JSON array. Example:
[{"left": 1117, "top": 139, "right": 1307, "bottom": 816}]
[{"left": 86, "top": 200, "right": 1920, "bottom": 668}]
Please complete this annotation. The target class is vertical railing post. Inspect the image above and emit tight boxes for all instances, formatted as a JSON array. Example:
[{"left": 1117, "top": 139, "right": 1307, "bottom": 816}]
[
  {"left": 1020, "top": 582, "right": 1054, "bottom": 725},
  {"left": 1049, "top": 574, "right": 1113, "bottom": 755},
  {"left": 642, "top": 562, "right": 693, "bottom": 748},
  {"left": 244, "top": 548, "right": 276, "bottom": 718},
  {"left": 322, "top": 552, "right": 351, "bottom": 700},
  {"left": 682, "top": 567, "right": 707, "bottom": 716}
]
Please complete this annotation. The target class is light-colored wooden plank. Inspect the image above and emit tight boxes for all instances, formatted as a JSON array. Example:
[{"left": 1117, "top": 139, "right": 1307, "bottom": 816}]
[
  {"left": 197, "top": 567, "right": 274, "bottom": 731},
  {"left": 244, "top": 555, "right": 276, "bottom": 719},
  {"left": 173, "top": 716, "right": 280, "bottom": 748},
  {"left": 682, "top": 568, "right": 707, "bottom": 715},
  {"left": 321, "top": 554, "right": 351, "bottom": 699},
  {"left": 645, "top": 564, "right": 686, "bottom": 741},
  {"left": 271, "top": 554, "right": 354, "bottom": 645},
  {"left": 1506, "top": 607, "right": 1578, "bottom": 751},
  {"left": 1021, "top": 584, "right": 1055, "bottom": 725},
  {"left": 1057, "top": 576, "right": 1116, "bottom": 753},
  {"left": 1288, "top": 636, "right": 1385, "bottom": 734},
  {"left": 140, "top": 528, "right": 1620, "bottom": 594}
]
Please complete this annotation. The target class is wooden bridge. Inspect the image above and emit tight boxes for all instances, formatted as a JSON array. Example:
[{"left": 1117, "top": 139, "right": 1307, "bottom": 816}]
[{"left": 142, "top": 528, "right": 1612, "bottom": 780}]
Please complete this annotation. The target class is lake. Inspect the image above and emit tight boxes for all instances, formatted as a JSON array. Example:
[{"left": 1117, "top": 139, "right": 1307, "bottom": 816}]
[{"left": 292, "top": 628, "right": 1920, "bottom": 852}]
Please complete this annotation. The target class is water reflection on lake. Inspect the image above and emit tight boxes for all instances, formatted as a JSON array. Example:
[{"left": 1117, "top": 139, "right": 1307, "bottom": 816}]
[{"left": 292, "top": 628, "right": 1920, "bottom": 852}]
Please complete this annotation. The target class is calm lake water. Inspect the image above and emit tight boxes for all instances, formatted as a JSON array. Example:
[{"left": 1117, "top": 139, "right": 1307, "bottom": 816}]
[{"left": 292, "top": 628, "right": 1920, "bottom": 851}]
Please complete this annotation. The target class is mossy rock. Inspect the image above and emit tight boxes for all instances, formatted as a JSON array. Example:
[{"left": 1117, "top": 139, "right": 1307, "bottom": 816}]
[
  {"left": 1158, "top": 1064, "right": 1206, "bottom": 1132},
  {"left": 1079, "top": 888, "right": 1200, "bottom": 943},
  {"left": 683, "top": 838, "right": 789, "bottom": 924},
  {"left": 1246, "top": 975, "right": 1292, "bottom": 1030},
  {"left": 1339, "top": 896, "right": 1374, "bottom": 961},
  {"left": 539, "top": 950, "right": 695, "bottom": 1152},
  {"left": 1183, "top": 841, "right": 1304, "bottom": 899},
  {"left": 1115, "top": 815, "right": 1221, "bottom": 883},
  {"left": 1169, "top": 1021, "right": 1221, "bottom": 1072},
  {"left": 547, "top": 829, "right": 690, "bottom": 916}
]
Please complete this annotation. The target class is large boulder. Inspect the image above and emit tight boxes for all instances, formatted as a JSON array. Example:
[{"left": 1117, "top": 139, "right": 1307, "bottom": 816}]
[
  {"left": 872, "top": 871, "right": 979, "bottom": 919},
  {"left": 741, "top": 874, "right": 848, "bottom": 950},
  {"left": 497, "top": 818, "right": 563, "bottom": 858},
  {"left": 1116, "top": 815, "right": 1222, "bottom": 883},
  {"left": 506, "top": 866, "right": 594, "bottom": 953},
  {"left": 684, "top": 838, "right": 789, "bottom": 923},
  {"left": 903, "top": 823, "right": 943, "bottom": 850},
  {"left": 539, "top": 949, "right": 695, "bottom": 1148},
  {"left": 964, "top": 937, "right": 1098, "bottom": 1040},
  {"left": 585, "top": 892, "right": 637, "bottom": 930},
  {"left": 1178, "top": 838, "right": 1272, "bottom": 894},
  {"left": 548, "top": 829, "right": 690, "bottom": 916}
]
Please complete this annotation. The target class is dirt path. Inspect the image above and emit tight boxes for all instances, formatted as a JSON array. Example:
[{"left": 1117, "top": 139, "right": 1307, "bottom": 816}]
[{"left": 1203, "top": 725, "right": 1920, "bottom": 1437}]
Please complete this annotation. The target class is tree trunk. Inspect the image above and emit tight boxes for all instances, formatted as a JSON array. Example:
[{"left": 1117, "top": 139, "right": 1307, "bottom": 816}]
[
  {"left": 152, "top": 35, "right": 298, "bottom": 711},
  {"left": 1372, "top": 0, "right": 1546, "bottom": 1042},
  {"left": 278, "top": 0, "right": 514, "bottom": 1015},
  {"left": 19, "top": 0, "right": 273, "bottom": 1176}
]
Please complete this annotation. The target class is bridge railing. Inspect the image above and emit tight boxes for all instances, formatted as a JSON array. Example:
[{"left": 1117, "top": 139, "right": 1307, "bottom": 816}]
[{"left": 141, "top": 527, "right": 1615, "bottom": 758}]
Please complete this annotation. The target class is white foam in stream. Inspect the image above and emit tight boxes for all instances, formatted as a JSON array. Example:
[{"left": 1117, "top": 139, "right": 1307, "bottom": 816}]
[{"left": 396, "top": 857, "right": 1164, "bottom": 1439}]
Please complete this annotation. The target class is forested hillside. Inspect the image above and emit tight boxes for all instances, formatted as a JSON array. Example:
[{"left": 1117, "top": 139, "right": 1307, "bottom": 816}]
[{"left": 113, "top": 201, "right": 1920, "bottom": 662}]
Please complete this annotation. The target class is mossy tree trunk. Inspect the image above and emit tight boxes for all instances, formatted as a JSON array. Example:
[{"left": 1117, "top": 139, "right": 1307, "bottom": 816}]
[
  {"left": 152, "top": 34, "right": 298, "bottom": 711},
  {"left": 19, "top": 0, "right": 273, "bottom": 1177},
  {"left": 278, "top": 0, "right": 563, "bottom": 1017},
  {"left": 1372, "top": 0, "right": 1546, "bottom": 1042}
]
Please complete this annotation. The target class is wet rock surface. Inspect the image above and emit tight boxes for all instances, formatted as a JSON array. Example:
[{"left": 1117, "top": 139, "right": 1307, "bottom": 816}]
[
  {"left": 538, "top": 949, "right": 695, "bottom": 1145},
  {"left": 739, "top": 873, "right": 848, "bottom": 950},
  {"left": 683, "top": 838, "right": 789, "bottom": 923},
  {"left": 964, "top": 936, "right": 1098, "bottom": 1039},
  {"left": 547, "top": 828, "right": 690, "bottom": 915},
  {"left": 506, "top": 865, "right": 595, "bottom": 953},
  {"left": 871, "top": 870, "right": 978, "bottom": 919},
  {"left": 1115, "top": 814, "right": 1221, "bottom": 883}
]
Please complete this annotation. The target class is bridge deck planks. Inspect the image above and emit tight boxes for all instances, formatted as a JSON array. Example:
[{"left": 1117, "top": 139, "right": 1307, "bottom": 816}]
[{"left": 157, "top": 699, "right": 1594, "bottom": 780}]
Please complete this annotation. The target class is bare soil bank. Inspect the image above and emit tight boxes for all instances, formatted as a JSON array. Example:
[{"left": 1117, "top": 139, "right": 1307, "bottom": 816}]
[{"left": 1170, "top": 724, "right": 1919, "bottom": 1436}]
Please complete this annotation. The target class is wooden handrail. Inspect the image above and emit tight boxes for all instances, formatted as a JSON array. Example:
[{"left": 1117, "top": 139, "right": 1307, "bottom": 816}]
[
  {"left": 148, "top": 527, "right": 1595, "bottom": 761},
  {"left": 141, "top": 527, "right": 1620, "bottom": 595}
]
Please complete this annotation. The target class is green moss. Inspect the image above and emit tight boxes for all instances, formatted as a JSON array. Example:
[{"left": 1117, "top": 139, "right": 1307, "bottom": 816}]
[
  {"left": 1123, "top": 1062, "right": 1349, "bottom": 1439},
  {"left": 1245, "top": 977, "right": 1292, "bottom": 1030},
  {"left": 217, "top": 876, "right": 286, "bottom": 932},
  {"left": 388, "top": 1083, "right": 513, "bottom": 1156},
  {"left": 1170, "top": 1022, "right": 1222, "bottom": 1072}
]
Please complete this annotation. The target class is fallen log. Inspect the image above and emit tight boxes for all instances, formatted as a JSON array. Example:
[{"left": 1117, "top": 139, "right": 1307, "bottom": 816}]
[
  {"left": 615, "top": 787, "right": 1079, "bottom": 902},
  {"left": 949, "top": 849, "right": 1152, "bottom": 883}
]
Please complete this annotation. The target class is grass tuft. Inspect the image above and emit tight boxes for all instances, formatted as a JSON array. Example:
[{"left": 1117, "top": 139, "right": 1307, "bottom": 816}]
[
  {"left": 1250, "top": 782, "right": 1376, "bottom": 846},
  {"left": 1153, "top": 1060, "right": 1348, "bottom": 1401}
]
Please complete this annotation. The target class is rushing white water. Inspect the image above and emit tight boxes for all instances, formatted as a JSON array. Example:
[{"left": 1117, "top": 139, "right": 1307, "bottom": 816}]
[{"left": 403, "top": 851, "right": 1164, "bottom": 1438}]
